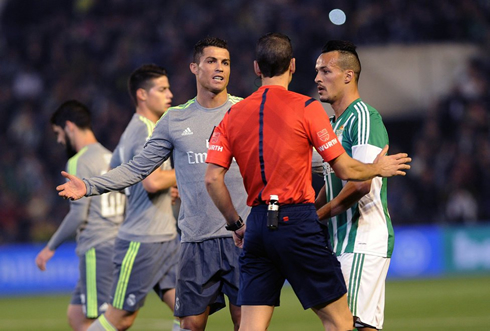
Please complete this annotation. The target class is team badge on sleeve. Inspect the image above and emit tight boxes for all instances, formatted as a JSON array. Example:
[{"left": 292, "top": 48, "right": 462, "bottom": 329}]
[
  {"left": 317, "top": 129, "right": 330, "bottom": 142},
  {"left": 210, "top": 132, "right": 221, "bottom": 144}
]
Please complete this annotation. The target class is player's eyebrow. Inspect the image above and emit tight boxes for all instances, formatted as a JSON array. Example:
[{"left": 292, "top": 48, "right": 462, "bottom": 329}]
[{"left": 206, "top": 56, "right": 230, "bottom": 62}]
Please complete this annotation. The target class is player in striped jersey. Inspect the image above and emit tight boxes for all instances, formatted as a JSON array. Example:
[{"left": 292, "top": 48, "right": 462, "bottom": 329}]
[
  {"left": 314, "top": 40, "right": 392, "bottom": 330},
  {"left": 36, "top": 100, "right": 125, "bottom": 330},
  {"left": 88, "top": 64, "right": 180, "bottom": 331},
  {"left": 205, "top": 33, "right": 410, "bottom": 331}
]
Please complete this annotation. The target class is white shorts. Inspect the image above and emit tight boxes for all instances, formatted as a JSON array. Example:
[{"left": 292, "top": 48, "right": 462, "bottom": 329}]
[{"left": 338, "top": 253, "right": 390, "bottom": 330}]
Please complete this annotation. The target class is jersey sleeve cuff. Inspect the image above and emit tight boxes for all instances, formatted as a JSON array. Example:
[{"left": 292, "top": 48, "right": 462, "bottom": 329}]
[{"left": 82, "top": 178, "right": 92, "bottom": 196}]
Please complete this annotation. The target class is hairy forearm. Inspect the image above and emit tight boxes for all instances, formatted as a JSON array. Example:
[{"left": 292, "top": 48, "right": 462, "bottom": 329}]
[
  {"left": 207, "top": 182, "right": 238, "bottom": 223},
  {"left": 330, "top": 154, "right": 379, "bottom": 181},
  {"left": 329, "top": 147, "right": 410, "bottom": 181},
  {"left": 205, "top": 165, "right": 239, "bottom": 224}
]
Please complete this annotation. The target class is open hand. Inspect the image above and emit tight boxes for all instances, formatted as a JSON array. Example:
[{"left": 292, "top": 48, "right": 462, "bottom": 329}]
[
  {"left": 374, "top": 145, "right": 411, "bottom": 177},
  {"left": 56, "top": 171, "right": 87, "bottom": 200}
]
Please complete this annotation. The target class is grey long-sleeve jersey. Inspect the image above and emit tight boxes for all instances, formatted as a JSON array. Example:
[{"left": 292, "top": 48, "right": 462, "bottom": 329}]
[
  {"left": 110, "top": 114, "right": 177, "bottom": 243},
  {"left": 84, "top": 95, "right": 250, "bottom": 242},
  {"left": 49, "top": 143, "right": 125, "bottom": 255}
]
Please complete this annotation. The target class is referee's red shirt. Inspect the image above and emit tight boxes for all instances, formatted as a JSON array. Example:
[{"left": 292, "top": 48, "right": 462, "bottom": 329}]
[{"left": 206, "top": 85, "right": 345, "bottom": 206}]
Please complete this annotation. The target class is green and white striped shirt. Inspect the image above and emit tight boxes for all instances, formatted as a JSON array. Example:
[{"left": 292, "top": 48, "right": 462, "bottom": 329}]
[{"left": 323, "top": 99, "right": 394, "bottom": 257}]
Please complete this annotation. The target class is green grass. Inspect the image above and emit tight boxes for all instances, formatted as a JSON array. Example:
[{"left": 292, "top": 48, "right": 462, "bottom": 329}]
[{"left": 0, "top": 276, "right": 489, "bottom": 330}]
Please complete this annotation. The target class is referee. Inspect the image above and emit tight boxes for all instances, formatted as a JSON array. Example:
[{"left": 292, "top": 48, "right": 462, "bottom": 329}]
[{"left": 205, "top": 32, "right": 411, "bottom": 331}]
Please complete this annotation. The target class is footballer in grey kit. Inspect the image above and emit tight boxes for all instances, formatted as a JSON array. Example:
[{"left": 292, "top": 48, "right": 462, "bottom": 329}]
[
  {"left": 58, "top": 38, "right": 249, "bottom": 331},
  {"left": 59, "top": 143, "right": 124, "bottom": 256},
  {"left": 36, "top": 100, "right": 125, "bottom": 330},
  {"left": 110, "top": 114, "right": 177, "bottom": 243},
  {"left": 82, "top": 93, "right": 249, "bottom": 314},
  {"left": 158, "top": 95, "right": 247, "bottom": 243},
  {"left": 88, "top": 64, "right": 180, "bottom": 331},
  {"left": 78, "top": 95, "right": 247, "bottom": 241},
  {"left": 107, "top": 113, "right": 180, "bottom": 327}
]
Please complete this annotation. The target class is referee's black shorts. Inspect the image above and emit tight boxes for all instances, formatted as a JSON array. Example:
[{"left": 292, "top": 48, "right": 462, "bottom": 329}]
[{"left": 238, "top": 203, "right": 347, "bottom": 309}]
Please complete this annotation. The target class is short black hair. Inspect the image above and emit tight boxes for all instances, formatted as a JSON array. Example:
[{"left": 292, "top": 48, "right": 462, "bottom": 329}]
[
  {"left": 50, "top": 100, "right": 92, "bottom": 130},
  {"left": 193, "top": 37, "right": 228, "bottom": 63},
  {"left": 255, "top": 32, "right": 293, "bottom": 78},
  {"left": 128, "top": 64, "right": 168, "bottom": 107},
  {"left": 321, "top": 40, "right": 361, "bottom": 82}
]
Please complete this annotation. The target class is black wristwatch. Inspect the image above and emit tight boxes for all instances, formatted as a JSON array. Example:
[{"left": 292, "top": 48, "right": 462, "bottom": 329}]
[{"left": 225, "top": 216, "right": 244, "bottom": 231}]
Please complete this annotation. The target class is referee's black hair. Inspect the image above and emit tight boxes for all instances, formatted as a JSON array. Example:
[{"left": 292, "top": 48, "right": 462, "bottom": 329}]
[
  {"left": 321, "top": 40, "right": 361, "bottom": 82},
  {"left": 51, "top": 100, "right": 92, "bottom": 130},
  {"left": 256, "top": 32, "right": 293, "bottom": 78}
]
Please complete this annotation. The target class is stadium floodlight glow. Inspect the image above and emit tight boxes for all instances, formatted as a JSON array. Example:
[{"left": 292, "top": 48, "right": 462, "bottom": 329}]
[{"left": 329, "top": 9, "right": 346, "bottom": 25}]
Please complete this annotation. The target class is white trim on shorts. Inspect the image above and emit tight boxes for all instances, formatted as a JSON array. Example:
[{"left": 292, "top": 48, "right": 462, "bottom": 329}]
[{"left": 338, "top": 252, "right": 390, "bottom": 330}]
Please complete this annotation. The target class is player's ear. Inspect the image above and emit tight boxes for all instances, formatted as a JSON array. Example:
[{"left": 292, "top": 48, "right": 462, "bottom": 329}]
[
  {"left": 345, "top": 70, "right": 354, "bottom": 84},
  {"left": 190, "top": 62, "right": 198, "bottom": 75},
  {"left": 136, "top": 88, "right": 147, "bottom": 102},
  {"left": 290, "top": 58, "right": 296, "bottom": 74},
  {"left": 64, "top": 120, "right": 76, "bottom": 132},
  {"left": 253, "top": 61, "right": 262, "bottom": 77}
]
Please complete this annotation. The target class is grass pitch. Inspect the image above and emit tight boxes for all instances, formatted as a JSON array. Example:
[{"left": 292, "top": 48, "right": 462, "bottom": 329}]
[{"left": 0, "top": 275, "right": 488, "bottom": 330}]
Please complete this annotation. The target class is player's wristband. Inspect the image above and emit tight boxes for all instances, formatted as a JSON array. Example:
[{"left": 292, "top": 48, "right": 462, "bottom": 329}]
[{"left": 225, "top": 216, "right": 244, "bottom": 231}]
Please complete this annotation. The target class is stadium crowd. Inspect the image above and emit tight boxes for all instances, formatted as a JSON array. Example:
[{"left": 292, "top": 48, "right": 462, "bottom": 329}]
[{"left": 1, "top": 0, "right": 490, "bottom": 243}]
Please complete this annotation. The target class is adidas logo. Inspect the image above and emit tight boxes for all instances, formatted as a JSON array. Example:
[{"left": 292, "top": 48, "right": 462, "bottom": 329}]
[{"left": 181, "top": 127, "right": 193, "bottom": 136}]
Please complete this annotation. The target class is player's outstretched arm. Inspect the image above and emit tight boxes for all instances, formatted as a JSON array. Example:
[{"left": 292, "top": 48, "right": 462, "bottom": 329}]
[
  {"left": 35, "top": 246, "right": 55, "bottom": 271},
  {"left": 330, "top": 145, "right": 411, "bottom": 181},
  {"left": 56, "top": 171, "right": 87, "bottom": 200}
]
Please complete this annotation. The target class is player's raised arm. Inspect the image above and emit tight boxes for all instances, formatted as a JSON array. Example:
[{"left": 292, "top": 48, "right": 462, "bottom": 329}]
[{"left": 56, "top": 171, "right": 87, "bottom": 200}]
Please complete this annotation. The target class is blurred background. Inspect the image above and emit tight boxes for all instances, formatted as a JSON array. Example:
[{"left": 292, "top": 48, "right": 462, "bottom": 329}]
[{"left": 0, "top": 0, "right": 489, "bottom": 307}]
